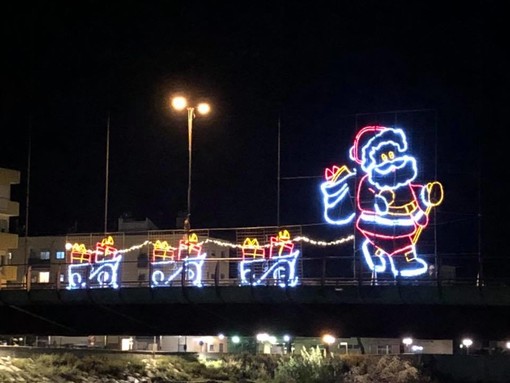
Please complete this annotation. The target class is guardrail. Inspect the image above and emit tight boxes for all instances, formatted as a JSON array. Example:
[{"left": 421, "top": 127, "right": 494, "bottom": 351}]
[{"left": 2, "top": 253, "right": 506, "bottom": 291}]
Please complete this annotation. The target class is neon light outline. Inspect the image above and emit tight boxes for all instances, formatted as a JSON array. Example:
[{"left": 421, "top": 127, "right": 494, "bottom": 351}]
[
  {"left": 239, "top": 230, "right": 300, "bottom": 287},
  {"left": 150, "top": 253, "right": 206, "bottom": 287},
  {"left": 321, "top": 125, "right": 444, "bottom": 278}
]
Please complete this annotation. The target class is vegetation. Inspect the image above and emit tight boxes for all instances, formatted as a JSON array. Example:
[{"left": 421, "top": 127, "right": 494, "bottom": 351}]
[{"left": 0, "top": 349, "right": 435, "bottom": 382}]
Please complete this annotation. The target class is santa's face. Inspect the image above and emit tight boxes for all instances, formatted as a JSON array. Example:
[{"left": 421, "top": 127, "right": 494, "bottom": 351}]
[{"left": 364, "top": 142, "right": 418, "bottom": 191}]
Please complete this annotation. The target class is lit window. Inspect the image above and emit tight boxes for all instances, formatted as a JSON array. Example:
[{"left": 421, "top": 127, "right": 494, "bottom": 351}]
[
  {"left": 59, "top": 274, "right": 65, "bottom": 282},
  {"left": 39, "top": 271, "right": 50, "bottom": 283},
  {"left": 40, "top": 251, "right": 50, "bottom": 260},
  {"left": 55, "top": 251, "right": 65, "bottom": 260}
]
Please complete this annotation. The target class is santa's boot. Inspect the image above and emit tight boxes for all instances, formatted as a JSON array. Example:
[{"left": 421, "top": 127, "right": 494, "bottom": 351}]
[
  {"left": 361, "top": 240, "right": 386, "bottom": 273},
  {"left": 398, "top": 250, "right": 428, "bottom": 277}
]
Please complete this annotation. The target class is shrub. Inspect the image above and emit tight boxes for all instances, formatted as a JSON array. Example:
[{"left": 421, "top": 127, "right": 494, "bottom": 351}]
[
  {"left": 343, "top": 355, "right": 431, "bottom": 383},
  {"left": 273, "top": 346, "right": 345, "bottom": 383}
]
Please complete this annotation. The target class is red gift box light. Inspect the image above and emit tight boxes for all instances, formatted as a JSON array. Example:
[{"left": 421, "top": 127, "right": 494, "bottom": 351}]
[
  {"left": 95, "top": 235, "right": 118, "bottom": 263},
  {"left": 268, "top": 229, "right": 294, "bottom": 259},
  {"left": 178, "top": 233, "right": 202, "bottom": 260}
]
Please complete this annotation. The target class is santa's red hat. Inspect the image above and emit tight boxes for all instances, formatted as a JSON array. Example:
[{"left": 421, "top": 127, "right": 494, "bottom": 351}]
[
  {"left": 349, "top": 126, "right": 386, "bottom": 164},
  {"left": 349, "top": 126, "right": 407, "bottom": 165}
]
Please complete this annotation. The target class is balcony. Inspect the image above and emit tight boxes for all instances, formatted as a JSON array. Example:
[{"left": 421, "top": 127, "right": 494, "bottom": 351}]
[
  {"left": 0, "top": 232, "right": 18, "bottom": 249},
  {"left": 0, "top": 199, "right": 19, "bottom": 217}
]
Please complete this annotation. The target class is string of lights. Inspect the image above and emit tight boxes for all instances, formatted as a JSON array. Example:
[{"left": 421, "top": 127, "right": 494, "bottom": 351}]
[{"left": 66, "top": 234, "right": 355, "bottom": 256}]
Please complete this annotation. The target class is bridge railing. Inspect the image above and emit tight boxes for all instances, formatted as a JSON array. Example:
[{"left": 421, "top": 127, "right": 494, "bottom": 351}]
[{"left": 2, "top": 252, "right": 508, "bottom": 291}]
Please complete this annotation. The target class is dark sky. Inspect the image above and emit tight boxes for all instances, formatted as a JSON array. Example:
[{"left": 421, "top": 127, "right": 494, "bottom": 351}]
[{"left": 1, "top": 1, "right": 504, "bottom": 258}]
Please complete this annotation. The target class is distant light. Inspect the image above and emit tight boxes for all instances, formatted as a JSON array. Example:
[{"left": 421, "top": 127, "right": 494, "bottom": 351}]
[
  {"left": 231, "top": 336, "right": 240, "bottom": 344},
  {"left": 256, "top": 333, "right": 269, "bottom": 342},
  {"left": 411, "top": 345, "right": 423, "bottom": 352},
  {"left": 506, "top": 341, "right": 510, "bottom": 349},
  {"left": 65, "top": 242, "right": 73, "bottom": 251},
  {"left": 322, "top": 334, "right": 335, "bottom": 345},
  {"left": 283, "top": 335, "right": 290, "bottom": 342},
  {"left": 218, "top": 333, "right": 225, "bottom": 340},
  {"left": 172, "top": 96, "right": 187, "bottom": 111},
  {"left": 462, "top": 338, "right": 473, "bottom": 347},
  {"left": 402, "top": 337, "right": 413, "bottom": 346},
  {"left": 197, "top": 103, "right": 210, "bottom": 115}
]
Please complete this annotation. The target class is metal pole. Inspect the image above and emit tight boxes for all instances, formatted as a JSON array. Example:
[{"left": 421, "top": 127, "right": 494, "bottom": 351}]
[
  {"left": 104, "top": 112, "right": 110, "bottom": 234},
  {"left": 186, "top": 107, "right": 194, "bottom": 232},
  {"left": 24, "top": 123, "right": 31, "bottom": 288},
  {"left": 277, "top": 115, "right": 281, "bottom": 227}
]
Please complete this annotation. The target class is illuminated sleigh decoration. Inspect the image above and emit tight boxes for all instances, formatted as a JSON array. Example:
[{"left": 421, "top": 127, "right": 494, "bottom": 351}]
[
  {"left": 67, "top": 236, "right": 122, "bottom": 289},
  {"left": 150, "top": 233, "right": 206, "bottom": 287},
  {"left": 239, "top": 230, "right": 300, "bottom": 287}
]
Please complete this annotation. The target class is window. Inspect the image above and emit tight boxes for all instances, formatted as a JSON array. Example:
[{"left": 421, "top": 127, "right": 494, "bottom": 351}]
[
  {"left": 40, "top": 251, "right": 50, "bottom": 260},
  {"left": 39, "top": 271, "right": 50, "bottom": 283},
  {"left": 55, "top": 251, "right": 65, "bottom": 260},
  {"left": 59, "top": 274, "right": 65, "bottom": 282}
]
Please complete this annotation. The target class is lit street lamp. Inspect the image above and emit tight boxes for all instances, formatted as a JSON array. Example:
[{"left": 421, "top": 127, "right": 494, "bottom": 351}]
[
  {"left": 462, "top": 338, "right": 473, "bottom": 354},
  {"left": 322, "top": 334, "right": 335, "bottom": 358},
  {"left": 402, "top": 337, "right": 413, "bottom": 353},
  {"left": 171, "top": 96, "right": 210, "bottom": 232}
]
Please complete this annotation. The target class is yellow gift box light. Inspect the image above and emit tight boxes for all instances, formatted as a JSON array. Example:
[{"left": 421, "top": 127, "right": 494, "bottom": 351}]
[
  {"left": 241, "top": 238, "right": 265, "bottom": 259},
  {"left": 152, "top": 240, "right": 175, "bottom": 262},
  {"left": 70, "top": 243, "right": 92, "bottom": 264}
]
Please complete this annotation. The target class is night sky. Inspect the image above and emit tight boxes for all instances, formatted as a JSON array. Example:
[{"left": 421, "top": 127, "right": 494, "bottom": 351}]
[{"left": 1, "top": 1, "right": 504, "bottom": 260}]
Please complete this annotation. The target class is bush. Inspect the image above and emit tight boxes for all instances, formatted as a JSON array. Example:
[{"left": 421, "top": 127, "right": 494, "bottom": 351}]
[
  {"left": 343, "top": 355, "right": 431, "bottom": 383},
  {"left": 273, "top": 346, "right": 345, "bottom": 383}
]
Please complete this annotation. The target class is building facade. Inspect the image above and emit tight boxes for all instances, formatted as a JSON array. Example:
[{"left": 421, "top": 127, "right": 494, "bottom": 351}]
[{"left": 0, "top": 167, "right": 20, "bottom": 287}]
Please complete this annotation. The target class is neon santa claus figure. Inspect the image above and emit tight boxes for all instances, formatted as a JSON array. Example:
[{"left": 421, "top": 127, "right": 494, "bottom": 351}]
[{"left": 321, "top": 126, "right": 443, "bottom": 277}]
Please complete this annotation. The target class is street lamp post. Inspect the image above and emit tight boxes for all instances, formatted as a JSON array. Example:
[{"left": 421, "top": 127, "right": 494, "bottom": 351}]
[
  {"left": 462, "top": 338, "right": 473, "bottom": 355},
  {"left": 322, "top": 334, "right": 335, "bottom": 358},
  {"left": 171, "top": 96, "right": 210, "bottom": 232},
  {"left": 402, "top": 337, "right": 413, "bottom": 354}
]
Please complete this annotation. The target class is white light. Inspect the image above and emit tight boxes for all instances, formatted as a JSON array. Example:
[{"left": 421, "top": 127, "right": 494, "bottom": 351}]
[
  {"left": 411, "top": 345, "right": 423, "bottom": 352},
  {"left": 218, "top": 333, "right": 225, "bottom": 340},
  {"left": 256, "top": 333, "right": 269, "bottom": 342},
  {"left": 65, "top": 242, "right": 73, "bottom": 251},
  {"left": 506, "top": 341, "right": 510, "bottom": 350},
  {"left": 283, "top": 335, "right": 290, "bottom": 342},
  {"left": 232, "top": 336, "right": 240, "bottom": 344},
  {"left": 402, "top": 337, "right": 413, "bottom": 346},
  {"left": 462, "top": 338, "right": 473, "bottom": 347},
  {"left": 322, "top": 334, "right": 335, "bottom": 345},
  {"left": 196, "top": 102, "right": 210, "bottom": 115},
  {"left": 172, "top": 96, "right": 187, "bottom": 111}
]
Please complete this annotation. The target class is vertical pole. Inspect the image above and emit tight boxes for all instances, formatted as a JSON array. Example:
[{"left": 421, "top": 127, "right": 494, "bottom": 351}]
[
  {"left": 104, "top": 112, "right": 110, "bottom": 234},
  {"left": 277, "top": 115, "right": 281, "bottom": 228},
  {"left": 186, "top": 107, "right": 194, "bottom": 232},
  {"left": 433, "top": 110, "right": 440, "bottom": 284},
  {"left": 24, "top": 123, "right": 31, "bottom": 288}
]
